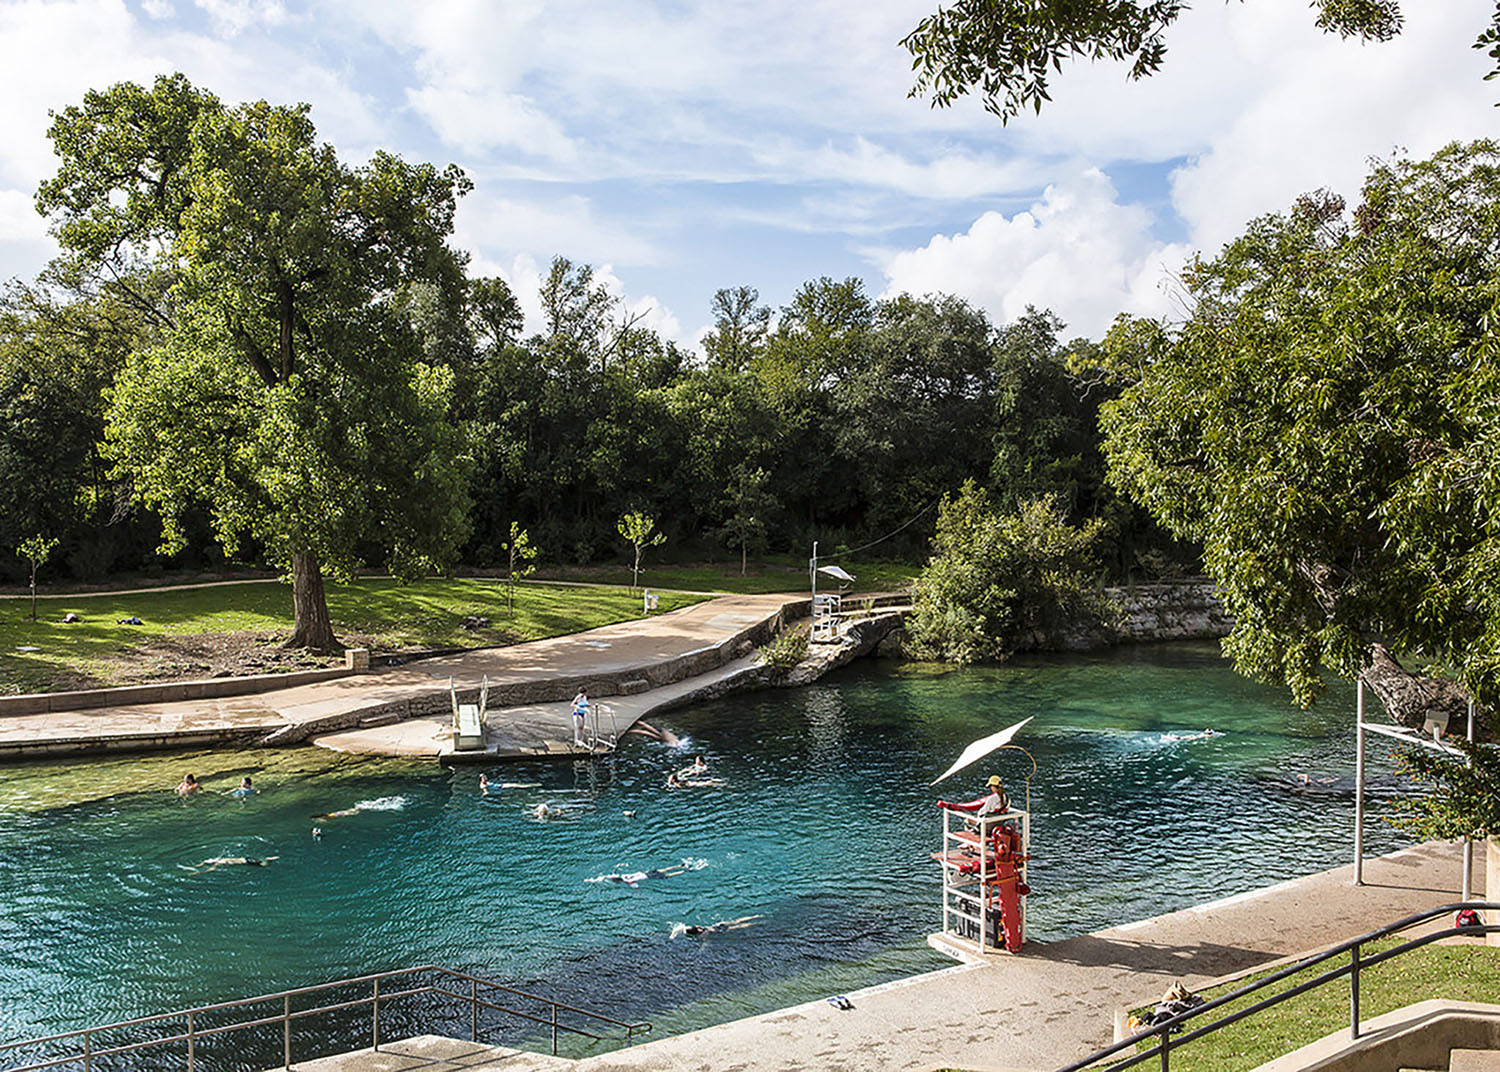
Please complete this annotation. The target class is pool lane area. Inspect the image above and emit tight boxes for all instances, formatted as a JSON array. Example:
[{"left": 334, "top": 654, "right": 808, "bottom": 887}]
[{"left": 0, "top": 644, "right": 1418, "bottom": 1069}]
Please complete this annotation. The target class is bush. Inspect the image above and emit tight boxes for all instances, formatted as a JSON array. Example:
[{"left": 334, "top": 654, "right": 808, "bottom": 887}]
[
  {"left": 906, "top": 482, "right": 1106, "bottom": 665},
  {"left": 758, "top": 626, "right": 809, "bottom": 676}
]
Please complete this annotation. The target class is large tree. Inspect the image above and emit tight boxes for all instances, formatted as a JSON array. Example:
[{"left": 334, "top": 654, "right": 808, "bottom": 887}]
[
  {"left": 903, "top": 0, "right": 1495, "bottom": 123},
  {"left": 1096, "top": 141, "right": 1500, "bottom": 731},
  {"left": 38, "top": 74, "right": 473, "bottom": 650}
]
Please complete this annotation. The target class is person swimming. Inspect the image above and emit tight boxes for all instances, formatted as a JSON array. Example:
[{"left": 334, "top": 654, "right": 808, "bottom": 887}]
[
  {"left": 670, "top": 914, "right": 762, "bottom": 938},
  {"left": 600, "top": 863, "right": 694, "bottom": 887},
  {"left": 666, "top": 771, "right": 724, "bottom": 789},
  {"left": 681, "top": 755, "right": 709, "bottom": 776},
  {"left": 310, "top": 807, "right": 361, "bottom": 820},
  {"left": 229, "top": 776, "right": 256, "bottom": 797},
  {"left": 479, "top": 774, "right": 490, "bottom": 796},
  {"left": 175, "top": 773, "right": 200, "bottom": 796},
  {"left": 184, "top": 856, "right": 278, "bottom": 873}
]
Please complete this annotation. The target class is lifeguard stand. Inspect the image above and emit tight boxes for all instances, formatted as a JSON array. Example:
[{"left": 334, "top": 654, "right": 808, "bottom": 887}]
[
  {"left": 933, "top": 806, "right": 1031, "bottom": 954},
  {"left": 811, "top": 592, "right": 842, "bottom": 643}
]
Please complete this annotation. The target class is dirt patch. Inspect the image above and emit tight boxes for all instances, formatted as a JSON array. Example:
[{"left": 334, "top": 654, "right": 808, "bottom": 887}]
[{"left": 80, "top": 631, "right": 392, "bottom": 690}]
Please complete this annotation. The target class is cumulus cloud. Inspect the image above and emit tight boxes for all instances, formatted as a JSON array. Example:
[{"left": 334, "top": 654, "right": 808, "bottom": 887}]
[
  {"left": 879, "top": 169, "right": 1190, "bottom": 338},
  {"left": 406, "top": 85, "right": 577, "bottom": 162},
  {"left": 191, "top": 0, "right": 288, "bottom": 36}
]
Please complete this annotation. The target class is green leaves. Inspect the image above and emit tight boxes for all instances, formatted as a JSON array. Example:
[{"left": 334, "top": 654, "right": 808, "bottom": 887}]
[
  {"left": 907, "top": 482, "right": 1106, "bottom": 664},
  {"left": 1099, "top": 140, "right": 1500, "bottom": 717}
]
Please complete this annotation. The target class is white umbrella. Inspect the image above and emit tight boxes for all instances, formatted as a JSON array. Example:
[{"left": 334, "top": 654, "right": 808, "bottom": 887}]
[{"left": 930, "top": 716, "right": 1033, "bottom": 785}]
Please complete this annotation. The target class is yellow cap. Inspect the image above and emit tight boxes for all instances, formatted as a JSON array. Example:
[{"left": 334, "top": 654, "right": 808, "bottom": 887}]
[{"left": 987, "top": 775, "right": 1002, "bottom": 787}]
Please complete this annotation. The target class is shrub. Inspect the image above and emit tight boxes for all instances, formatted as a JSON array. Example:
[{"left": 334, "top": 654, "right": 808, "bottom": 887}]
[{"left": 907, "top": 482, "right": 1106, "bottom": 665}]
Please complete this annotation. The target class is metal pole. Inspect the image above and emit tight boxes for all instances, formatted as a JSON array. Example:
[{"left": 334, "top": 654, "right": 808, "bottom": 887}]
[
  {"left": 187, "top": 1009, "right": 195, "bottom": 1072},
  {"left": 1354, "top": 679, "right": 1366, "bottom": 886},
  {"left": 1349, "top": 944, "right": 1361, "bottom": 1039},
  {"left": 83, "top": 1030, "right": 90, "bottom": 1072},
  {"left": 1464, "top": 698, "right": 1476, "bottom": 900},
  {"left": 551, "top": 1004, "right": 559, "bottom": 1055},
  {"left": 283, "top": 995, "right": 291, "bottom": 1070},
  {"left": 471, "top": 980, "right": 478, "bottom": 1041},
  {"left": 372, "top": 978, "right": 380, "bottom": 1051},
  {"left": 1159, "top": 1024, "right": 1170, "bottom": 1071},
  {"left": 809, "top": 541, "right": 818, "bottom": 638}
]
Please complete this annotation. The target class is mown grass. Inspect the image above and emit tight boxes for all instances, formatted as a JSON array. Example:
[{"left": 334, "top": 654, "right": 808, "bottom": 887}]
[
  {"left": 1116, "top": 938, "right": 1500, "bottom": 1072},
  {"left": 0, "top": 577, "right": 705, "bottom": 695}
]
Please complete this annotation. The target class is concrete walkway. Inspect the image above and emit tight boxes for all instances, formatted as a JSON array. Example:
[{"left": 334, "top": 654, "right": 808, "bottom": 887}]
[
  {"left": 0, "top": 595, "right": 798, "bottom": 759},
  {"left": 292, "top": 840, "right": 1477, "bottom": 1072}
]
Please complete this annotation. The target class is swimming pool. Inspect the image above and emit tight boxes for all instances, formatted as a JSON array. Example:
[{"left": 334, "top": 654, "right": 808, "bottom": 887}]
[{"left": 0, "top": 643, "right": 1410, "bottom": 1065}]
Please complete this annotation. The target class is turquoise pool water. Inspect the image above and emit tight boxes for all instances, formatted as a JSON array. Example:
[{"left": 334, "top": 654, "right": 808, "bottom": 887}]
[{"left": 0, "top": 644, "right": 1410, "bottom": 1065}]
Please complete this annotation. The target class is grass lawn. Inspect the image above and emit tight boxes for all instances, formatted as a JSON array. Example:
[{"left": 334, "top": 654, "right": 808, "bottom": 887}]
[
  {"left": 1118, "top": 938, "right": 1500, "bottom": 1071},
  {"left": 0, "top": 577, "right": 706, "bottom": 695},
  {"left": 535, "top": 558, "right": 919, "bottom": 595}
]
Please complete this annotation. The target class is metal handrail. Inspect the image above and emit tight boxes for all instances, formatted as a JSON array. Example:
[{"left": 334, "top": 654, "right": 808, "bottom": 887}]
[
  {"left": 0, "top": 964, "right": 651, "bottom": 1071},
  {"left": 1056, "top": 901, "right": 1500, "bottom": 1072}
]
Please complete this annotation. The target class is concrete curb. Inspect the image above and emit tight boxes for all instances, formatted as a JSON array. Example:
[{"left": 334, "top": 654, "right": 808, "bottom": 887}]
[{"left": 0, "top": 667, "right": 356, "bottom": 718}]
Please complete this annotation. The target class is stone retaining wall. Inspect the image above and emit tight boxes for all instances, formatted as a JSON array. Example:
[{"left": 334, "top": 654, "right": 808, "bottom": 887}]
[
  {"left": 1104, "top": 579, "right": 1231, "bottom": 643},
  {"left": 0, "top": 667, "right": 356, "bottom": 718}
]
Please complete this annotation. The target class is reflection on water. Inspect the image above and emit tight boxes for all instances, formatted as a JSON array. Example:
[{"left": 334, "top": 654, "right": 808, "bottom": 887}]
[{"left": 0, "top": 643, "right": 1409, "bottom": 1064}]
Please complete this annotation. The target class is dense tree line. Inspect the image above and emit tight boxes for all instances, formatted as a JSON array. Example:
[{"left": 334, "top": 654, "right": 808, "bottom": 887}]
[
  {"left": 3, "top": 73, "right": 1188, "bottom": 647},
  {"left": 0, "top": 257, "right": 1182, "bottom": 583}
]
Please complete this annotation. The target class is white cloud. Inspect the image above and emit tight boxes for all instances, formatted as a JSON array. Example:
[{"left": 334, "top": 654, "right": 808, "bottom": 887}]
[
  {"left": 1167, "top": 2, "right": 1497, "bottom": 255},
  {"left": 191, "top": 0, "right": 287, "bottom": 37},
  {"left": 142, "top": 0, "right": 174, "bottom": 17},
  {"left": 455, "top": 190, "right": 658, "bottom": 269},
  {"left": 878, "top": 169, "right": 1189, "bottom": 338},
  {"left": 480, "top": 252, "right": 688, "bottom": 349},
  {"left": 754, "top": 136, "right": 1045, "bottom": 201},
  {"left": 406, "top": 85, "right": 577, "bottom": 162},
  {"left": 0, "top": 188, "right": 47, "bottom": 243}
]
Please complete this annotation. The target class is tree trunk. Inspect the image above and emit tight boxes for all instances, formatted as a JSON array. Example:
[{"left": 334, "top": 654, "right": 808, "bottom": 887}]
[
  {"left": 1360, "top": 643, "right": 1479, "bottom": 736},
  {"left": 286, "top": 550, "right": 341, "bottom": 652},
  {"left": 741, "top": 543, "right": 747, "bottom": 576}
]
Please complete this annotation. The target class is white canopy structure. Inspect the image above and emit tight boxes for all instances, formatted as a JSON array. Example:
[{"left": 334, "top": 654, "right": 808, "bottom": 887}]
[{"left": 931, "top": 717, "right": 1034, "bottom": 786}]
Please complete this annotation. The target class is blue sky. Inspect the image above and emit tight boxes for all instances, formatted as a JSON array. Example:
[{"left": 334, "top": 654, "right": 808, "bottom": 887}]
[{"left": 0, "top": 0, "right": 1495, "bottom": 347}]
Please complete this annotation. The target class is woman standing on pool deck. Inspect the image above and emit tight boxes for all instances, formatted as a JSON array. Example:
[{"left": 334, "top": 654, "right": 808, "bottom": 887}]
[{"left": 571, "top": 689, "right": 589, "bottom": 746}]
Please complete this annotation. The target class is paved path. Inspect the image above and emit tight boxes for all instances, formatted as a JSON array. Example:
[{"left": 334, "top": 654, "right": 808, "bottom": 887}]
[
  {"left": 0, "top": 595, "right": 797, "bottom": 758},
  {"left": 297, "top": 840, "right": 1476, "bottom": 1072}
]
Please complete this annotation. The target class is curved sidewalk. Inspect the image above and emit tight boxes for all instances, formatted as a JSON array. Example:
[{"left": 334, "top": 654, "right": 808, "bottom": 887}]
[{"left": 0, "top": 594, "right": 800, "bottom": 759}]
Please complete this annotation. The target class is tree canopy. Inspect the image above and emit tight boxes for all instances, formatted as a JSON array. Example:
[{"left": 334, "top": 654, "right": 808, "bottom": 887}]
[
  {"left": 902, "top": 0, "right": 1493, "bottom": 122},
  {"left": 37, "top": 74, "right": 473, "bottom": 649},
  {"left": 1095, "top": 140, "right": 1500, "bottom": 731}
]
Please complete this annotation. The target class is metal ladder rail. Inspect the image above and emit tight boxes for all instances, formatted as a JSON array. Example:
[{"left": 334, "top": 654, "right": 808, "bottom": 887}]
[
  {"left": 0, "top": 964, "right": 652, "bottom": 1072},
  {"left": 1055, "top": 901, "right": 1500, "bottom": 1072}
]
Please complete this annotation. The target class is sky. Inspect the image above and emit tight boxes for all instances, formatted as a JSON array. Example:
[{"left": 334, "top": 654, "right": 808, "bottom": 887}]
[{"left": 0, "top": 0, "right": 1496, "bottom": 348}]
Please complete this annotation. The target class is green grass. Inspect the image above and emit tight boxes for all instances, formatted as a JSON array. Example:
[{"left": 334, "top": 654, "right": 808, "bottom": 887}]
[
  {"left": 0, "top": 577, "right": 706, "bottom": 695},
  {"left": 535, "top": 558, "right": 919, "bottom": 595},
  {"left": 1120, "top": 938, "right": 1500, "bottom": 1071}
]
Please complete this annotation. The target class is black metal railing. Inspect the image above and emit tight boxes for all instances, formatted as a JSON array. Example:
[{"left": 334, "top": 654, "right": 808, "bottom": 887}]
[
  {"left": 0, "top": 964, "right": 652, "bottom": 1071},
  {"left": 1057, "top": 900, "right": 1500, "bottom": 1072}
]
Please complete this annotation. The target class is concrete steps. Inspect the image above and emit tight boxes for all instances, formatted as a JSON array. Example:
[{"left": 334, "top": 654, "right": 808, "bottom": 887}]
[{"left": 1400, "top": 1048, "right": 1500, "bottom": 1072}]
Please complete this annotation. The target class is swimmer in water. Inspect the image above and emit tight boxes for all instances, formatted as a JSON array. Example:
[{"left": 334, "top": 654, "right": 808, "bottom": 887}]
[
  {"left": 175, "top": 773, "right": 200, "bottom": 796},
  {"left": 600, "top": 863, "right": 694, "bottom": 887},
  {"left": 670, "top": 915, "right": 762, "bottom": 938},
  {"left": 479, "top": 774, "right": 490, "bottom": 796},
  {"left": 184, "top": 856, "right": 279, "bottom": 872},
  {"left": 533, "top": 802, "right": 555, "bottom": 820},
  {"left": 682, "top": 755, "right": 709, "bottom": 776},
  {"left": 310, "top": 807, "right": 361, "bottom": 820},
  {"left": 229, "top": 776, "right": 256, "bottom": 797},
  {"left": 666, "top": 771, "right": 723, "bottom": 789}
]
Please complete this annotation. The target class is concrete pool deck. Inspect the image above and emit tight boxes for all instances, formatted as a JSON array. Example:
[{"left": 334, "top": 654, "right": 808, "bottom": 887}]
[
  {"left": 0, "top": 594, "right": 799, "bottom": 759},
  {"left": 283, "top": 840, "right": 1480, "bottom": 1072}
]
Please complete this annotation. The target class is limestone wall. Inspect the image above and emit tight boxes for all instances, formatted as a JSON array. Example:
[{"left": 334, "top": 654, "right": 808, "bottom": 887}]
[{"left": 1103, "top": 579, "right": 1231, "bottom": 643}]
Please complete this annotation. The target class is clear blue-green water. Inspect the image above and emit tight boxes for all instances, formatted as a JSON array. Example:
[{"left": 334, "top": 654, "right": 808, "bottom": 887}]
[{"left": 0, "top": 644, "right": 1409, "bottom": 1067}]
